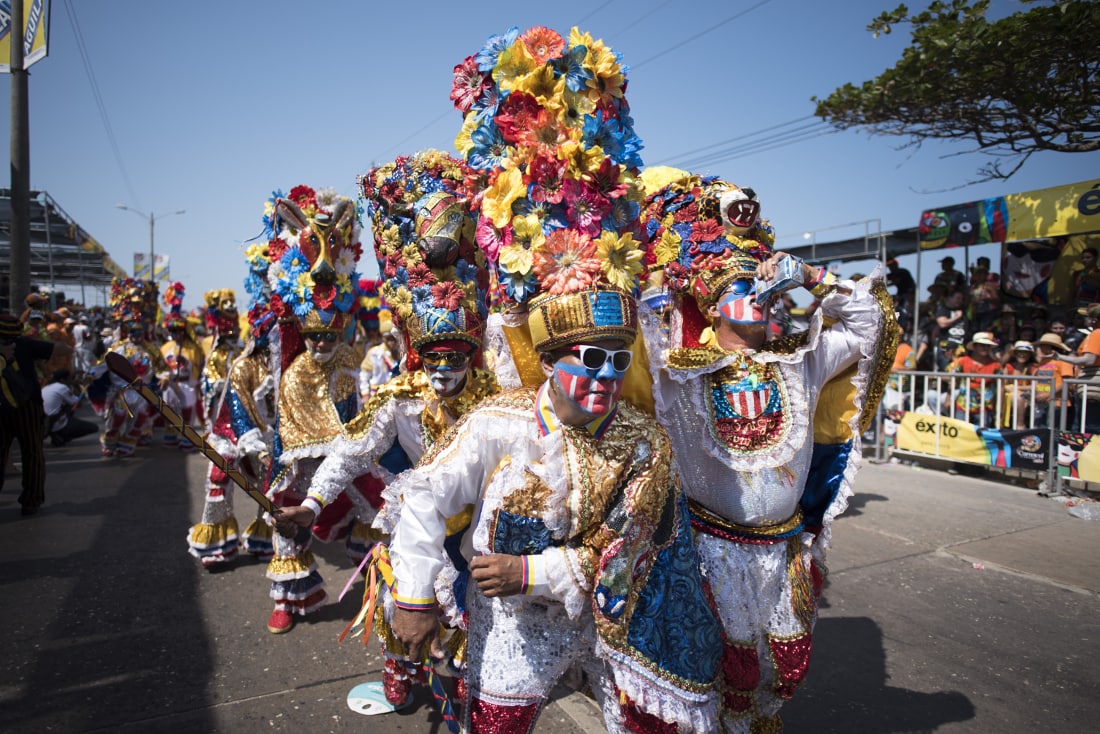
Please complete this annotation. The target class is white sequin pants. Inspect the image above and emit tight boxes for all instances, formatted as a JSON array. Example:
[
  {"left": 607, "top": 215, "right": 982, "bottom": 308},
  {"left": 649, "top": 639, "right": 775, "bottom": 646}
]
[{"left": 464, "top": 589, "right": 627, "bottom": 734}]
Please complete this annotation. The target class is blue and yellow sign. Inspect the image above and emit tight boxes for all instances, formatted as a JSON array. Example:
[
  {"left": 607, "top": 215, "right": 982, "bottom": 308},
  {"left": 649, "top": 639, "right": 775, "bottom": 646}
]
[{"left": 0, "top": 0, "right": 50, "bottom": 73}]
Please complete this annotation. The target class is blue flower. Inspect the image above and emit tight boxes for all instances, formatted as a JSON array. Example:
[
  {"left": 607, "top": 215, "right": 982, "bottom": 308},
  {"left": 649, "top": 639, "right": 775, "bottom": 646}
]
[
  {"left": 471, "top": 84, "right": 502, "bottom": 123},
  {"left": 513, "top": 197, "right": 568, "bottom": 234},
  {"left": 582, "top": 111, "right": 625, "bottom": 161},
  {"left": 454, "top": 259, "right": 477, "bottom": 283},
  {"left": 602, "top": 198, "right": 640, "bottom": 231},
  {"left": 552, "top": 45, "right": 592, "bottom": 92},
  {"left": 475, "top": 27, "right": 520, "bottom": 72},
  {"left": 468, "top": 123, "right": 510, "bottom": 171},
  {"left": 499, "top": 267, "right": 538, "bottom": 303},
  {"left": 262, "top": 189, "right": 286, "bottom": 239},
  {"left": 279, "top": 246, "right": 309, "bottom": 278},
  {"left": 411, "top": 285, "right": 434, "bottom": 314}
]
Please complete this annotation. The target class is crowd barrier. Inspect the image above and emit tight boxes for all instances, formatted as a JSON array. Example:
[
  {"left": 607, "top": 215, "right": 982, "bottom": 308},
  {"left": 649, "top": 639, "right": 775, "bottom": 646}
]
[{"left": 873, "top": 369, "right": 1070, "bottom": 494}]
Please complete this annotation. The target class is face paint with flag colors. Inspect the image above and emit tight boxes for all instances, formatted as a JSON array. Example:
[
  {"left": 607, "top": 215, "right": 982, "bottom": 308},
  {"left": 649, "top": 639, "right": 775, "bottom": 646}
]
[
  {"left": 717, "top": 279, "right": 766, "bottom": 325},
  {"left": 552, "top": 359, "right": 625, "bottom": 417}
]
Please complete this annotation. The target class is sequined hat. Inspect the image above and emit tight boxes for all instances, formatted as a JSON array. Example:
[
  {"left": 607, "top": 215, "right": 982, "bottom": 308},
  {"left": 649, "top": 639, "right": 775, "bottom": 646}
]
[
  {"left": 204, "top": 289, "right": 239, "bottom": 335},
  {"left": 456, "top": 26, "right": 648, "bottom": 351},
  {"left": 161, "top": 281, "right": 188, "bottom": 330},
  {"left": 642, "top": 170, "right": 774, "bottom": 309},
  {"left": 359, "top": 150, "right": 486, "bottom": 357}
]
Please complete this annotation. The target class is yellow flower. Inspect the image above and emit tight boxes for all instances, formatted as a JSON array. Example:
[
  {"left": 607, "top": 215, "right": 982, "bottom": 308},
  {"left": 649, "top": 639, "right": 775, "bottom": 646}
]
[
  {"left": 560, "top": 86, "right": 596, "bottom": 128},
  {"left": 654, "top": 228, "right": 682, "bottom": 267},
  {"left": 381, "top": 224, "right": 402, "bottom": 254},
  {"left": 511, "top": 213, "right": 546, "bottom": 251},
  {"left": 482, "top": 166, "right": 526, "bottom": 228},
  {"left": 595, "top": 231, "right": 644, "bottom": 291},
  {"left": 499, "top": 243, "right": 535, "bottom": 275},
  {"left": 513, "top": 63, "right": 561, "bottom": 107},
  {"left": 386, "top": 287, "right": 413, "bottom": 320},
  {"left": 401, "top": 244, "right": 423, "bottom": 267},
  {"left": 454, "top": 114, "right": 478, "bottom": 156},
  {"left": 244, "top": 242, "right": 267, "bottom": 264},
  {"left": 493, "top": 41, "right": 538, "bottom": 93},
  {"left": 559, "top": 140, "right": 606, "bottom": 179},
  {"left": 295, "top": 271, "right": 314, "bottom": 300}
]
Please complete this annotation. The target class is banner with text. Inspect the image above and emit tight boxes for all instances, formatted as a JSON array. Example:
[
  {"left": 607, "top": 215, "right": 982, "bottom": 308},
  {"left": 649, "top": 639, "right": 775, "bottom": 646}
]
[
  {"left": 0, "top": 0, "right": 50, "bottom": 73},
  {"left": 133, "top": 253, "right": 170, "bottom": 282},
  {"left": 893, "top": 412, "right": 1049, "bottom": 470}
]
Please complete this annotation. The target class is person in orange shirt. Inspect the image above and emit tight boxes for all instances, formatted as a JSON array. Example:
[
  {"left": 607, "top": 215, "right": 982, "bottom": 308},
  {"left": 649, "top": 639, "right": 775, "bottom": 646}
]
[
  {"left": 1058, "top": 304, "right": 1100, "bottom": 431},
  {"left": 950, "top": 331, "right": 1001, "bottom": 426},
  {"left": 1032, "top": 333, "right": 1076, "bottom": 429}
]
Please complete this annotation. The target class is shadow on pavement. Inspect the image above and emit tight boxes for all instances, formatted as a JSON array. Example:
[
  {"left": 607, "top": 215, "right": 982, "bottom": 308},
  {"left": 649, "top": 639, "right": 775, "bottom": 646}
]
[
  {"left": 0, "top": 439, "right": 216, "bottom": 733},
  {"left": 784, "top": 616, "right": 975, "bottom": 733}
]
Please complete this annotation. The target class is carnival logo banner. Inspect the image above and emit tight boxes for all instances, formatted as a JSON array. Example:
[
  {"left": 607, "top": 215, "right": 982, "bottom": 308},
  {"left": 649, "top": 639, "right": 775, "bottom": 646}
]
[
  {"left": 1056, "top": 432, "right": 1100, "bottom": 482},
  {"left": 894, "top": 412, "right": 1048, "bottom": 470}
]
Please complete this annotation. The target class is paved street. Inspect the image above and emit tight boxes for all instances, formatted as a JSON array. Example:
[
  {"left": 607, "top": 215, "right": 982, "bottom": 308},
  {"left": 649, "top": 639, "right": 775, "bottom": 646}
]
[{"left": 2, "top": 416, "right": 1099, "bottom": 733}]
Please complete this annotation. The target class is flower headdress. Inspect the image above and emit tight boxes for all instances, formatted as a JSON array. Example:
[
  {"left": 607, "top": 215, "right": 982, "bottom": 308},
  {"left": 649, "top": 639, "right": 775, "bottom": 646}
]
[
  {"left": 242, "top": 240, "right": 275, "bottom": 347},
  {"left": 263, "top": 185, "right": 364, "bottom": 336},
  {"left": 109, "top": 277, "right": 156, "bottom": 328},
  {"left": 161, "top": 281, "right": 188, "bottom": 330},
  {"left": 643, "top": 171, "right": 775, "bottom": 309},
  {"left": 356, "top": 277, "right": 383, "bottom": 333},
  {"left": 204, "top": 288, "right": 239, "bottom": 335},
  {"left": 454, "top": 26, "right": 648, "bottom": 351},
  {"left": 359, "top": 150, "right": 487, "bottom": 366}
]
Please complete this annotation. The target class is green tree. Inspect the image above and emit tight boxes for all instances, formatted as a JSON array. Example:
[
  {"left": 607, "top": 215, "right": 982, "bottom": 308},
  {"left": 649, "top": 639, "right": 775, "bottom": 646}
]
[{"left": 812, "top": 0, "right": 1100, "bottom": 182}]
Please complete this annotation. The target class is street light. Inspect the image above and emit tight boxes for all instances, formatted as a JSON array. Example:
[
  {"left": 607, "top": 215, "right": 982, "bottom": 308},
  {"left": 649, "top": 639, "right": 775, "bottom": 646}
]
[{"left": 116, "top": 204, "right": 186, "bottom": 282}]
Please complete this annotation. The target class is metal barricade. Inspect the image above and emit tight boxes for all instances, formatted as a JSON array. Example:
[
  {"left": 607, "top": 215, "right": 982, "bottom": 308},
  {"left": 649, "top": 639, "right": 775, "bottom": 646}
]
[
  {"left": 875, "top": 370, "right": 1056, "bottom": 491},
  {"left": 1056, "top": 378, "right": 1100, "bottom": 494}
]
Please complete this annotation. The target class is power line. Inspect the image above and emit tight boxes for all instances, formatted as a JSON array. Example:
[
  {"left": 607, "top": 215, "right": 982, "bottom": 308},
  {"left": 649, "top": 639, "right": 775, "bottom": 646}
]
[
  {"left": 577, "top": 0, "right": 618, "bottom": 26},
  {"left": 666, "top": 116, "right": 820, "bottom": 161},
  {"left": 662, "top": 116, "right": 835, "bottom": 170},
  {"left": 376, "top": 110, "right": 452, "bottom": 159},
  {"left": 673, "top": 128, "right": 839, "bottom": 171},
  {"left": 610, "top": 0, "right": 676, "bottom": 40},
  {"left": 632, "top": 0, "right": 772, "bottom": 70},
  {"left": 63, "top": 0, "right": 140, "bottom": 207}
]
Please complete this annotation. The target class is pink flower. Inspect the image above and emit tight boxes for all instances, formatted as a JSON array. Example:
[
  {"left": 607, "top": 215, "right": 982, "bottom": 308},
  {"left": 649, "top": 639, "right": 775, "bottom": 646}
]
[
  {"left": 432, "top": 281, "right": 465, "bottom": 311},
  {"left": 562, "top": 179, "right": 610, "bottom": 237},
  {"left": 312, "top": 284, "right": 336, "bottom": 309},
  {"left": 476, "top": 217, "right": 512, "bottom": 265},
  {"left": 533, "top": 229, "right": 601, "bottom": 295},
  {"left": 450, "top": 56, "right": 489, "bottom": 113}
]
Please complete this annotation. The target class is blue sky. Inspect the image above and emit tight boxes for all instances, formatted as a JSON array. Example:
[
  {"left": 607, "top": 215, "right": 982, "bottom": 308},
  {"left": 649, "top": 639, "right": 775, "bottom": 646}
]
[{"left": 4, "top": 0, "right": 1096, "bottom": 310}]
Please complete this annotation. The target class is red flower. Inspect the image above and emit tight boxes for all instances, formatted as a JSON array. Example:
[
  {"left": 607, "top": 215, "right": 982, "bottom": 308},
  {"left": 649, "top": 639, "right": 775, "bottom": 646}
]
[
  {"left": 287, "top": 185, "right": 316, "bottom": 210},
  {"left": 691, "top": 220, "right": 725, "bottom": 243},
  {"left": 673, "top": 201, "right": 698, "bottom": 223},
  {"left": 268, "top": 237, "right": 288, "bottom": 261},
  {"left": 407, "top": 262, "right": 436, "bottom": 288},
  {"left": 587, "top": 158, "right": 626, "bottom": 200},
  {"left": 562, "top": 179, "right": 610, "bottom": 238},
  {"left": 520, "top": 26, "right": 564, "bottom": 65},
  {"left": 450, "top": 56, "right": 489, "bottom": 114},
  {"left": 432, "top": 281, "right": 465, "bottom": 311},
  {"left": 269, "top": 293, "right": 289, "bottom": 317},
  {"left": 312, "top": 284, "right": 336, "bottom": 310},
  {"left": 495, "top": 92, "right": 543, "bottom": 145},
  {"left": 526, "top": 154, "right": 567, "bottom": 204}
]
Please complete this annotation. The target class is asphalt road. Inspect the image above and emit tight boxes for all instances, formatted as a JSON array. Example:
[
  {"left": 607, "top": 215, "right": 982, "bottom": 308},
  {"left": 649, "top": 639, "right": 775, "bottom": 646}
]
[{"left": 2, "top": 417, "right": 1098, "bottom": 733}]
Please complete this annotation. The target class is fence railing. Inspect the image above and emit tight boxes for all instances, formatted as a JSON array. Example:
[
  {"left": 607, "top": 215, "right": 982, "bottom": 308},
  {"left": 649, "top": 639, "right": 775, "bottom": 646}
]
[{"left": 877, "top": 369, "right": 1062, "bottom": 492}]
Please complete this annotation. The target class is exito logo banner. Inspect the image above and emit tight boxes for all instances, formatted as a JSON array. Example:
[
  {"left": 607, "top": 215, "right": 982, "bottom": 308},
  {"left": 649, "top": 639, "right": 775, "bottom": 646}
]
[
  {"left": 0, "top": 0, "right": 50, "bottom": 73},
  {"left": 895, "top": 413, "right": 1048, "bottom": 469}
]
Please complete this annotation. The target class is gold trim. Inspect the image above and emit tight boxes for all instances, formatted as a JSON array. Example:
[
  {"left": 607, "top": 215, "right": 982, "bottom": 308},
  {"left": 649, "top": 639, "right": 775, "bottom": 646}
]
[{"left": 688, "top": 499, "right": 803, "bottom": 536}]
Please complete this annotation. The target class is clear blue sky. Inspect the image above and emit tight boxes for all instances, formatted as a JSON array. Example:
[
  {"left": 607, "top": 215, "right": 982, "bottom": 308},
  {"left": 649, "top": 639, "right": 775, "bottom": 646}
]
[{"left": 4, "top": 0, "right": 1097, "bottom": 310}]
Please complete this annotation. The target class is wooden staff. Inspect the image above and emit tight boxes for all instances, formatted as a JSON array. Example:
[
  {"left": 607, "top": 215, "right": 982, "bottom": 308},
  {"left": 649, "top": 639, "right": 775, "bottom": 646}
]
[{"left": 105, "top": 351, "right": 278, "bottom": 516}]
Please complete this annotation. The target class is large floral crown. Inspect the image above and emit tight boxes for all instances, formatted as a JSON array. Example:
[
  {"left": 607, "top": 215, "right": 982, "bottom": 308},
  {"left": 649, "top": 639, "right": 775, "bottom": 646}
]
[
  {"left": 263, "top": 185, "right": 364, "bottom": 335},
  {"left": 454, "top": 26, "right": 647, "bottom": 349},
  {"left": 161, "top": 281, "right": 187, "bottom": 330},
  {"left": 359, "top": 150, "right": 487, "bottom": 355},
  {"left": 109, "top": 277, "right": 156, "bottom": 325},
  {"left": 643, "top": 170, "right": 775, "bottom": 309}
]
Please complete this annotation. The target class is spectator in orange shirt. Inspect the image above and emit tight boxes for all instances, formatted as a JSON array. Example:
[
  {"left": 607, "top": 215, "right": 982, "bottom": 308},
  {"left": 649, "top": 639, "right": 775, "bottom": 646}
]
[
  {"left": 1057, "top": 304, "right": 1100, "bottom": 431},
  {"left": 1033, "top": 333, "right": 1076, "bottom": 429},
  {"left": 950, "top": 331, "right": 1001, "bottom": 426}
]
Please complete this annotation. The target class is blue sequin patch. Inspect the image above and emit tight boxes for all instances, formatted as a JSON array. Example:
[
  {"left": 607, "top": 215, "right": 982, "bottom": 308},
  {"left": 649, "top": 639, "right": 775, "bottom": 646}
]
[
  {"left": 802, "top": 440, "right": 853, "bottom": 527},
  {"left": 626, "top": 495, "right": 722, "bottom": 684},
  {"left": 491, "top": 510, "right": 552, "bottom": 556},
  {"left": 227, "top": 388, "right": 258, "bottom": 437},
  {"left": 589, "top": 291, "right": 625, "bottom": 328}
]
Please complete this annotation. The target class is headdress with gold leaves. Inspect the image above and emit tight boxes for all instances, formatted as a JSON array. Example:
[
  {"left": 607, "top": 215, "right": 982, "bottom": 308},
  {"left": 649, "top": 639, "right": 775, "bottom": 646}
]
[
  {"left": 455, "top": 26, "right": 648, "bottom": 352},
  {"left": 203, "top": 288, "right": 239, "bottom": 335},
  {"left": 109, "top": 277, "right": 157, "bottom": 328},
  {"left": 359, "top": 150, "right": 487, "bottom": 367},
  {"left": 161, "top": 281, "right": 188, "bottom": 330},
  {"left": 263, "top": 185, "right": 364, "bottom": 337}
]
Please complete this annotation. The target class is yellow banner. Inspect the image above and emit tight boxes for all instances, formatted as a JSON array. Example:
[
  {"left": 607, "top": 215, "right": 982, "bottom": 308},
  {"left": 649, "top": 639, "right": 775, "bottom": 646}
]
[
  {"left": 1005, "top": 179, "right": 1100, "bottom": 242},
  {"left": 896, "top": 413, "right": 989, "bottom": 463},
  {"left": 0, "top": 0, "right": 50, "bottom": 73}
]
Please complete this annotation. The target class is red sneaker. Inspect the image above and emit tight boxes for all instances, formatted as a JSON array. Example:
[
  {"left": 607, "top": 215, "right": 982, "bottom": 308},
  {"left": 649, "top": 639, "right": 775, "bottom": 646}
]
[{"left": 266, "top": 608, "right": 294, "bottom": 634}]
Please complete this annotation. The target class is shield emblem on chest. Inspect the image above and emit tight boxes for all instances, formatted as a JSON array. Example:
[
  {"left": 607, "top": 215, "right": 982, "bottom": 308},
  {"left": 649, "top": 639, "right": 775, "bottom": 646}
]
[{"left": 725, "top": 384, "right": 772, "bottom": 419}]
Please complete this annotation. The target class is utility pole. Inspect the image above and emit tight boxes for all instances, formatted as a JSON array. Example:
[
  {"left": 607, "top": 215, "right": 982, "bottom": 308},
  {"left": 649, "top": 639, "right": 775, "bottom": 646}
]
[{"left": 9, "top": 0, "right": 31, "bottom": 312}]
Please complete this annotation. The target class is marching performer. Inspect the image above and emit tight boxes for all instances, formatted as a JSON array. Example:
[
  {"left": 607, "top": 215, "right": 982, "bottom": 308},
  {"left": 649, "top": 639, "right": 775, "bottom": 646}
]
[{"left": 159, "top": 282, "right": 205, "bottom": 449}]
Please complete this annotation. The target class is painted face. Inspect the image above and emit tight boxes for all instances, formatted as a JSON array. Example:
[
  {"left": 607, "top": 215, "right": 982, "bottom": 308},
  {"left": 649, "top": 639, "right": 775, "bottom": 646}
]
[
  {"left": 302, "top": 331, "right": 340, "bottom": 363},
  {"left": 717, "top": 280, "right": 767, "bottom": 325},
  {"left": 420, "top": 349, "right": 472, "bottom": 397},
  {"left": 552, "top": 345, "right": 629, "bottom": 417}
]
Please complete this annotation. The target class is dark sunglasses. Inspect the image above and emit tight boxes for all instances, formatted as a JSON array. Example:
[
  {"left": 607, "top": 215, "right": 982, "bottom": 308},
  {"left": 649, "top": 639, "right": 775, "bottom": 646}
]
[
  {"left": 570, "top": 345, "right": 632, "bottom": 372},
  {"left": 420, "top": 350, "right": 471, "bottom": 368},
  {"left": 302, "top": 331, "right": 339, "bottom": 343}
]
